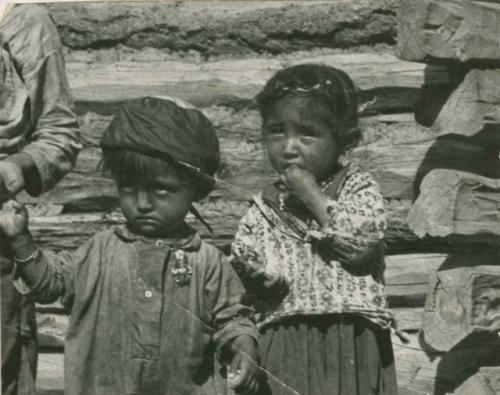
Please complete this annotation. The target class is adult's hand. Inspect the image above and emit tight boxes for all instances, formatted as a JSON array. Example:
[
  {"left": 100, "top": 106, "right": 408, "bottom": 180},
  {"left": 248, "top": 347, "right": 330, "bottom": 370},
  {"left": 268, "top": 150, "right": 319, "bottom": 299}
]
[
  {"left": 0, "top": 160, "right": 25, "bottom": 201},
  {"left": 0, "top": 153, "right": 35, "bottom": 201}
]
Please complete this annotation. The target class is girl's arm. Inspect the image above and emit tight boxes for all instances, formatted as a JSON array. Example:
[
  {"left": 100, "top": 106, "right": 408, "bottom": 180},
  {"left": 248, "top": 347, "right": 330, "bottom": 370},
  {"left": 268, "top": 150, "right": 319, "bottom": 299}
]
[
  {"left": 284, "top": 167, "right": 386, "bottom": 266},
  {"left": 230, "top": 205, "right": 289, "bottom": 294},
  {"left": 312, "top": 171, "right": 386, "bottom": 266}
]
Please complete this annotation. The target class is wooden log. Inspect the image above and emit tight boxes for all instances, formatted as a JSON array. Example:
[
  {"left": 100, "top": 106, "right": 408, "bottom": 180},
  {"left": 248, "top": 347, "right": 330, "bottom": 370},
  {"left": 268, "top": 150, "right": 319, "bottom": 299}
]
[
  {"left": 393, "top": 307, "right": 424, "bottom": 332},
  {"left": 27, "top": 199, "right": 423, "bottom": 253},
  {"left": 47, "top": 1, "right": 397, "bottom": 55},
  {"left": 394, "top": 331, "right": 500, "bottom": 395},
  {"left": 353, "top": 134, "right": 500, "bottom": 200},
  {"left": 453, "top": 367, "right": 500, "bottom": 395},
  {"left": 385, "top": 254, "right": 448, "bottom": 307},
  {"left": 16, "top": 109, "right": 424, "bottom": 207},
  {"left": 22, "top": 107, "right": 482, "bottom": 210},
  {"left": 66, "top": 53, "right": 452, "bottom": 112},
  {"left": 422, "top": 263, "right": 500, "bottom": 352},
  {"left": 37, "top": 353, "right": 64, "bottom": 395},
  {"left": 397, "top": 0, "right": 500, "bottom": 65},
  {"left": 408, "top": 169, "right": 500, "bottom": 239},
  {"left": 433, "top": 69, "right": 500, "bottom": 140}
]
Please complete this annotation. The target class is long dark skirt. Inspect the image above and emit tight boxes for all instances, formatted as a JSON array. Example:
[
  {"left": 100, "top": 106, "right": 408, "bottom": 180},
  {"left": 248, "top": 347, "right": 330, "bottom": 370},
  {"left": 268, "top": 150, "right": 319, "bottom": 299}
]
[{"left": 258, "top": 314, "right": 398, "bottom": 395}]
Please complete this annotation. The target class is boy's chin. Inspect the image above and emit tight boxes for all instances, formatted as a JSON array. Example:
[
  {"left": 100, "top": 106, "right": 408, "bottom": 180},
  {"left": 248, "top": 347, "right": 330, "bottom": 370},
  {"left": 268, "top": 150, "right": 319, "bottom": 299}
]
[{"left": 127, "top": 222, "right": 183, "bottom": 239}]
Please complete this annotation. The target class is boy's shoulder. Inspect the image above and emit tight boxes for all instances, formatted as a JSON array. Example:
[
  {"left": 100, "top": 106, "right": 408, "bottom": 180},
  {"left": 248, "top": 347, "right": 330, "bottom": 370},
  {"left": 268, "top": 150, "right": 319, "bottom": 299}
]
[
  {"left": 82, "top": 226, "right": 125, "bottom": 250},
  {"left": 193, "top": 237, "right": 226, "bottom": 264}
]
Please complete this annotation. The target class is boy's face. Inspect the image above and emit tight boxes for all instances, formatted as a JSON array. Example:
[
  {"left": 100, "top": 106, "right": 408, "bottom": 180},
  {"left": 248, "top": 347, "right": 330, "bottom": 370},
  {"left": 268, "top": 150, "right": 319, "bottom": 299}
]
[
  {"left": 262, "top": 95, "right": 342, "bottom": 182},
  {"left": 118, "top": 172, "right": 196, "bottom": 238}
]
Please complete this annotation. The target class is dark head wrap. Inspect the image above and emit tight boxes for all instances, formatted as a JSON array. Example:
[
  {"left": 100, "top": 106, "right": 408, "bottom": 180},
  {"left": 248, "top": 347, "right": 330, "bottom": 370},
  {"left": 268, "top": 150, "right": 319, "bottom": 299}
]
[{"left": 101, "top": 97, "right": 220, "bottom": 195}]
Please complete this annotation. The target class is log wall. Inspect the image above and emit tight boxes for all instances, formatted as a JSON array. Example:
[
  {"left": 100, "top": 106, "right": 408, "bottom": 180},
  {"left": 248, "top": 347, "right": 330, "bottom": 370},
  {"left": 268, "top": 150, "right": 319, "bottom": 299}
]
[{"left": 22, "top": 2, "right": 500, "bottom": 394}]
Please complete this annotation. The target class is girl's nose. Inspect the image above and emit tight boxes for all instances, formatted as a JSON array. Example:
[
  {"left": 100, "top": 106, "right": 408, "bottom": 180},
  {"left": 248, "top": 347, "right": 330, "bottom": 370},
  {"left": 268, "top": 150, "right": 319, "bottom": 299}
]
[
  {"left": 282, "top": 136, "right": 299, "bottom": 158},
  {"left": 136, "top": 190, "right": 153, "bottom": 212}
]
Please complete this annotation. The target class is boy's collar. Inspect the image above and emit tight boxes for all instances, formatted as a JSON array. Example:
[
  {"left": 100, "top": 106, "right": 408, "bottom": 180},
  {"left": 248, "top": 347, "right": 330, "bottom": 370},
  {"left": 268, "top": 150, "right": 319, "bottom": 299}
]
[{"left": 115, "top": 224, "right": 202, "bottom": 251}]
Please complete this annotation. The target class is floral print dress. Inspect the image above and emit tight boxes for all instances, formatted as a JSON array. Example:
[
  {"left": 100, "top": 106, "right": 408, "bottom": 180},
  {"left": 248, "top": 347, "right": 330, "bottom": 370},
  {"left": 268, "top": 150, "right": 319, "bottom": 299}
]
[{"left": 231, "top": 165, "right": 397, "bottom": 395}]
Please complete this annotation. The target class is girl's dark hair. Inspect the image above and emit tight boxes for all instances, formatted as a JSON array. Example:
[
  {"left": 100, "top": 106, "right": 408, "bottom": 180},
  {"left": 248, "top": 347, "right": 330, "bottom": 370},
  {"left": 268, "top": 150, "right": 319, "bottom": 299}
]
[
  {"left": 101, "top": 149, "right": 209, "bottom": 199},
  {"left": 256, "top": 64, "right": 360, "bottom": 149}
]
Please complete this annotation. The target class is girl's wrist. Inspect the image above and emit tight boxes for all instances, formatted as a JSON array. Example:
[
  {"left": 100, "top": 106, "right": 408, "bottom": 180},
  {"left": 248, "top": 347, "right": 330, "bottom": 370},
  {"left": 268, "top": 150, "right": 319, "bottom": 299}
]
[{"left": 298, "top": 188, "right": 330, "bottom": 225}]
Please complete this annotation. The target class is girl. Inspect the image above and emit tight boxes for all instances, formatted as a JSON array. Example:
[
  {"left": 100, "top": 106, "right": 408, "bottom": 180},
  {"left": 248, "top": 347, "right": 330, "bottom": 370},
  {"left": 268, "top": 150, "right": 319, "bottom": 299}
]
[
  {"left": 0, "top": 97, "right": 259, "bottom": 395},
  {"left": 231, "top": 65, "right": 397, "bottom": 395}
]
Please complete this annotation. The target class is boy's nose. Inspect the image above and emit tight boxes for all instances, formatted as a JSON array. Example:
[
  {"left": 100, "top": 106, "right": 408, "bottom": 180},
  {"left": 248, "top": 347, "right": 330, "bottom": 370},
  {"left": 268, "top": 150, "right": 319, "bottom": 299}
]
[{"left": 136, "top": 190, "right": 153, "bottom": 212}]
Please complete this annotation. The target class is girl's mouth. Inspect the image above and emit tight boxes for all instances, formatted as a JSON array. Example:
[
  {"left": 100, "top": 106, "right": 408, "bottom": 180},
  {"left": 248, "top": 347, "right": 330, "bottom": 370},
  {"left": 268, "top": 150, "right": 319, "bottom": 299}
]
[{"left": 282, "top": 162, "right": 302, "bottom": 169}]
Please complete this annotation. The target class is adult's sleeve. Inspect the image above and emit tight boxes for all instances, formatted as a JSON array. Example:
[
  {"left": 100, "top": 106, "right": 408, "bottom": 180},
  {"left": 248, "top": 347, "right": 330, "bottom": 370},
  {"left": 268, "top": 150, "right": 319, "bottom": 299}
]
[{"left": 4, "top": 5, "right": 81, "bottom": 195}]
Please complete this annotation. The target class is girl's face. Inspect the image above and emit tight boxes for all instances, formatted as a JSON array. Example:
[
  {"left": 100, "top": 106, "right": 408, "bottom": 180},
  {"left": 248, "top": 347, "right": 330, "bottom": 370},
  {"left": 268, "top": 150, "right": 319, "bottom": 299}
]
[
  {"left": 118, "top": 172, "right": 197, "bottom": 238},
  {"left": 262, "top": 95, "right": 342, "bottom": 182}
]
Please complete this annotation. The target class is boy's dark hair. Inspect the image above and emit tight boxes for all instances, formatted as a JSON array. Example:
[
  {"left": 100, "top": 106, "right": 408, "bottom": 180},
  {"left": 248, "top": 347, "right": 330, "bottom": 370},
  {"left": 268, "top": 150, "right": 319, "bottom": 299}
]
[
  {"left": 100, "top": 97, "right": 220, "bottom": 200},
  {"left": 256, "top": 64, "right": 360, "bottom": 149},
  {"left": 101, "top": 149, "right": 201, "bottom": 193}
]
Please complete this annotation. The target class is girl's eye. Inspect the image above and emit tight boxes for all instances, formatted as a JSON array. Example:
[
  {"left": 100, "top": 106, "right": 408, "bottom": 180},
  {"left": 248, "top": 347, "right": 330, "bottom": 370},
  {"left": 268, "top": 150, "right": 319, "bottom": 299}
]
[
  {"left": 300, "top": 128, "right": 318, "bottom": 137},
  {"left": 154, "top": 188, "right": 170, "bottom": 196}
]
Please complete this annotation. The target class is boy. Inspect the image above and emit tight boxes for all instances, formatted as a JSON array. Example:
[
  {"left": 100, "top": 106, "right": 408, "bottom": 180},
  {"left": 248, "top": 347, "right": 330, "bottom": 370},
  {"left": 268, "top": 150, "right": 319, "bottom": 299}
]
[{"left": 0, "top": 97, "right": 259, "bottom": 395}]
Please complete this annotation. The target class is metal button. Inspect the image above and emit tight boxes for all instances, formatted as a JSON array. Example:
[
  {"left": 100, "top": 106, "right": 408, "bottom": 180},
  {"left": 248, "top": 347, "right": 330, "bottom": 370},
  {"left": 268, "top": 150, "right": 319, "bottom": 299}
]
[
  {"left": 145, "top": 290, "right": 153, "bottom": 298},
  {"left": 156, "top": 240, "right": 164, "bottom": 247}
]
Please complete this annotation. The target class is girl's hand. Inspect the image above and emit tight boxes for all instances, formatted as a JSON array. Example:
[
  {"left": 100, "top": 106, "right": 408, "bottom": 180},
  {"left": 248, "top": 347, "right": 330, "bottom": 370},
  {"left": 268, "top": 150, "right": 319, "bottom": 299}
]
[
  {"left": 280, "top": 165, "right": 331, "bottom": 226},
  {"left": 279, "top": 165, "right": 320, "bottom": 203},
  {"left": 0, "top": 200, "right": 29, "bottom": 237},
  {"left": 227, "top": 335, "right": 260, "bottom": 394}
]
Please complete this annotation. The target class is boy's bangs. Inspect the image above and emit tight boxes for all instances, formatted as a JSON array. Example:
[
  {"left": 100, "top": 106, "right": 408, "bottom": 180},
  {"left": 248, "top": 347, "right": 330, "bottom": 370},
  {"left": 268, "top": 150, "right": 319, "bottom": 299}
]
[{"left": 103, "top": 149, "right": 175, "bottom": 184}]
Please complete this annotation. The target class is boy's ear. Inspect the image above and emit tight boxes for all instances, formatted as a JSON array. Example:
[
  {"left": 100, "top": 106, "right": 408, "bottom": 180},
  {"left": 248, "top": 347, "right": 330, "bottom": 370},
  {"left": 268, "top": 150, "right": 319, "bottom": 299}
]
[{"left": 193, "top": 173, "right": 216, "bottom": 201}]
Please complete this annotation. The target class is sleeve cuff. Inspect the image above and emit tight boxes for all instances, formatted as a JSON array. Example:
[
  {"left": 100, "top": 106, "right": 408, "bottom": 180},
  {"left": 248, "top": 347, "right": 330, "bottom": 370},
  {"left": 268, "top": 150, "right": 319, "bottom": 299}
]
[
  {"left": 12, "top": 257, "right": 48, "bottom": 296},
  {"left": 20, "top": 148, "right": 57, "bottom": 196},
  {"left": 214, "top": 319, "right": 259, "bottom": 362},
  {"left": 9, "top": 232, "right": 35, "bottom": 252}
]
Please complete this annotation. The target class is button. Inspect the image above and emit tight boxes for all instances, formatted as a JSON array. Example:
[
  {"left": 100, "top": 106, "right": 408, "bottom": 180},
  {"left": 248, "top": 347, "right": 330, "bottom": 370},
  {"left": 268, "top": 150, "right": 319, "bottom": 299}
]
[
  {"left": 145, "top": 290, "right": 153, "bottom": 298},
  {"left": 156, "top": 240, "right": 164, "bottom": 247}
]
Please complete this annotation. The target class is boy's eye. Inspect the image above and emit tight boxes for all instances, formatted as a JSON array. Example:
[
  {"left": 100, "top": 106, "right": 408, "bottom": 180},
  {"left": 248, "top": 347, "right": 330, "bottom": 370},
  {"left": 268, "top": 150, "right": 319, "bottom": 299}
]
[
  {"left": 264, "top": 125, "right": 284, "bottom": 136},
  {"left": 153, "top": 183, "right": 177, "bottom": 195},
  {"left": 119, "top": 184, "right": 135, "bottom": 194}
]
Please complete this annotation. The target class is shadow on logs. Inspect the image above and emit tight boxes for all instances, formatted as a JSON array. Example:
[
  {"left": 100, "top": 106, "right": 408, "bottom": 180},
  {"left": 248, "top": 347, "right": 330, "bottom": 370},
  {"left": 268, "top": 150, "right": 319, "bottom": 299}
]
[
  {"left": 429, "top": 332, "right": 500, "bottom": 395},
  {"left": 414, "top": 65, "right": 464, "bottom": 127},
  {"left": 413, "top": 124, "right": 500, "bottom": 198}
]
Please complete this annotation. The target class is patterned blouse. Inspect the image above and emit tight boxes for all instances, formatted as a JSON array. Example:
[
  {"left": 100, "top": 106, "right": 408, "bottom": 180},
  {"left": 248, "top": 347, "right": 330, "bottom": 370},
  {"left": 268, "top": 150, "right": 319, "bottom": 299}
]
[{"left": 231, "top": 165, "right": 393, "bottom": 329}]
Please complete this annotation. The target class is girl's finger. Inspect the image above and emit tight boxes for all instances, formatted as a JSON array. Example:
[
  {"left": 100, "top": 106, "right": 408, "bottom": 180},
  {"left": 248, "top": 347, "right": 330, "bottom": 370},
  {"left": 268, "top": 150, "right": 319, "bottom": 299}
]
[
  {"left": 2, "top": 199, "right": 16, "bottom": 211},
  {"left": 10, "top": 200, "right": 22, "bottom": 211}
]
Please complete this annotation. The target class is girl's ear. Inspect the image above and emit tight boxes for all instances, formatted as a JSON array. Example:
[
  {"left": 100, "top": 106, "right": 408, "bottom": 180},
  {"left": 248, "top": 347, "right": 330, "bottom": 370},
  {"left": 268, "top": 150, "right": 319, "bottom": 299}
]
[{"left": 340, "top": 126, "right": 361, "bottom": 153}]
